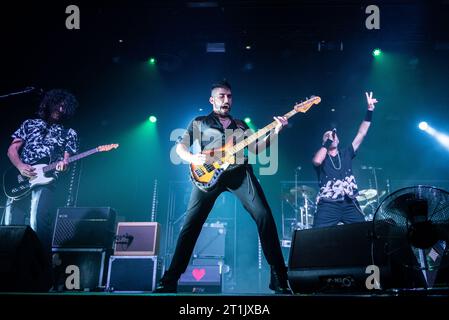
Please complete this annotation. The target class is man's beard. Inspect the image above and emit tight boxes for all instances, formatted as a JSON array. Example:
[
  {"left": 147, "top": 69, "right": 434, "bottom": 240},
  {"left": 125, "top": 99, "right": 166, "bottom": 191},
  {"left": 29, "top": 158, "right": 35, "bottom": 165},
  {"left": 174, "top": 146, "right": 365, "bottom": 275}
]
[
  {"left": 49, "top": 111, "right": 63, "bottom": 123},
  {"left": 218, "top": 105, "right": 230, "bottom": 115}
]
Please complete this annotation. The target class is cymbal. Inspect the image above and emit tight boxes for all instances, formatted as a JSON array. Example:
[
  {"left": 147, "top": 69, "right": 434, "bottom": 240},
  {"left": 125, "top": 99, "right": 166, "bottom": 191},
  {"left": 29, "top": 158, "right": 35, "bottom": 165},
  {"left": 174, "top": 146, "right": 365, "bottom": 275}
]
[
  {"left": 356, "top": 189, "right": 377, "bottom": 202},
  {"left": 290, "top": 185, "right": 317, "bottom": 198}
]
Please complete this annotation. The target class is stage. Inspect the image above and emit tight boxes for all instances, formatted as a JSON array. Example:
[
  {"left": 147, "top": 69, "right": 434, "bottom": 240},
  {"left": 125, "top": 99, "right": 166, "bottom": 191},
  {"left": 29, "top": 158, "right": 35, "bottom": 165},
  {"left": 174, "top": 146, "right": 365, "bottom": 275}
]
[{"left": 2, "top": 2, "right": 449, "bottom": 315}]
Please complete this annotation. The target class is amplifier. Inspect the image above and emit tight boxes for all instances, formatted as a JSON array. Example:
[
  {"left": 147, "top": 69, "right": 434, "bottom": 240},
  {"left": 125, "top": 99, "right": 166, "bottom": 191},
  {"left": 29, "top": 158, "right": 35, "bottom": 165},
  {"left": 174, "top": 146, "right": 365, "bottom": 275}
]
[
  {"left": 52, "top": 207, "right": 116, "bottom": 249},
  {"left": 114, "top": 222, "right": 160, "bottom": 256},
  {"left": 106, "top": 255, "right": 162, "bottom": 292}
]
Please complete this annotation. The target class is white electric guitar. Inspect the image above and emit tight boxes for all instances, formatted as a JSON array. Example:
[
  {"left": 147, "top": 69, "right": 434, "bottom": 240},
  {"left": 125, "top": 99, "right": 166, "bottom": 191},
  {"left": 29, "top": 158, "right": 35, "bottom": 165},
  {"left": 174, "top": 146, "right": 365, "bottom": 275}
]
[{"left": 3, "top": 144, "right": 119, "bottom": 200}]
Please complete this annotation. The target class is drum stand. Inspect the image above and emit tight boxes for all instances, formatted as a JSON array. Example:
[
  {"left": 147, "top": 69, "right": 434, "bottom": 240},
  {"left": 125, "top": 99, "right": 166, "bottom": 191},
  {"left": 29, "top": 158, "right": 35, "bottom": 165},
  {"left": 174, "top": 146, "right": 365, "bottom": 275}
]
[
  {"left": 292, "top": 168, "right": 314, "bottom": 230},
  {"left": 301, "top": 195, "right": 312, "bottom": 229}
]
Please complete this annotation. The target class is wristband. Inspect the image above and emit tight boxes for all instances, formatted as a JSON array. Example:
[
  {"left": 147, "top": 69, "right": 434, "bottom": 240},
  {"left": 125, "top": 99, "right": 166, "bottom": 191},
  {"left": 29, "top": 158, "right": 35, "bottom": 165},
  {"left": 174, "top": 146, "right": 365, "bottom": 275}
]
[
  {"left": 364, "top": 110, "right": 373, "bottom": 122},
  {"left": 322, "top": 139, "right": 332, "bottom": 149}
]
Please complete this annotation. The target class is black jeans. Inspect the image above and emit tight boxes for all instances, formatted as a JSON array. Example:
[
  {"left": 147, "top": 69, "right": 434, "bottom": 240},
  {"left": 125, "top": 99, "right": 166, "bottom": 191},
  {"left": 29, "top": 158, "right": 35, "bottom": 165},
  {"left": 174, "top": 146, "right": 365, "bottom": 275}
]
[
  {"left": 313, "top": 196, "right": 365, "bottom": 228},
  {"left": 163, "top": 165, "right": 285, "bottom": 282},
  {"left": 4, "top": 185, "right": 57, "bottom": 257}
]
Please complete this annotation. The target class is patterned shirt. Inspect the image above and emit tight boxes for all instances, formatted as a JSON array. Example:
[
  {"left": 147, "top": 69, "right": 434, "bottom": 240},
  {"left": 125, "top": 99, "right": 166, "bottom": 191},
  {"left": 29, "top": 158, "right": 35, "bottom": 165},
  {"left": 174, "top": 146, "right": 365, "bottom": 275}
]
[
  {"left": 315, "top": 145, "right": 359, "bottom": 202},
  {"left": 12, "top": 119, "right": 79, "bottom": 165}
]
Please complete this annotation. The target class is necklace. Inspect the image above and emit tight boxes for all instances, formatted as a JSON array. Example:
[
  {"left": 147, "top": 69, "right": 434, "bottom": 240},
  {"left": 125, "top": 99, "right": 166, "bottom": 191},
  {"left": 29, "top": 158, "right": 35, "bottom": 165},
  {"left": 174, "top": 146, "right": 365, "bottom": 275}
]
[{"left": 328, "top": 151, "right": 341, "bottom": 170}]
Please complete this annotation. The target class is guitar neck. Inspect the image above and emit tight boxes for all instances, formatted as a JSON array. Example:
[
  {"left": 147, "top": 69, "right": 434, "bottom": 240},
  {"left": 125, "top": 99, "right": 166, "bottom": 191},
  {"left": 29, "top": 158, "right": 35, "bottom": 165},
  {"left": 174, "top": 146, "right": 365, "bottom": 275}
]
[
  {"left": 229, "top": 108, "right": 298, "bottom": 155},
  {"left": 43, "top": 148, "right": 98, "bottom": 173}
]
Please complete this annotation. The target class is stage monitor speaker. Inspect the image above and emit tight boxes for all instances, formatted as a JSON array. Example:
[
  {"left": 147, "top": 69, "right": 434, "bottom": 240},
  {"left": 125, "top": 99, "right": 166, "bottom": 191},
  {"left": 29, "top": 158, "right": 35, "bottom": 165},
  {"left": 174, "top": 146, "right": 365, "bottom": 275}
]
[
  {"left": 0, "top": 226, "right": 52, "bottom": 292},
  {"left": 193, "top": 223, "right": 226, "bottom": 258},
  {"left": 52, "top": 207, "right": 116, "bottom": 249},
  {"left": 288, "top": 222, "right": 391, "bottom": 293},
  {"left": 178, "top": 265, "right": 222, "bottom": 293}
]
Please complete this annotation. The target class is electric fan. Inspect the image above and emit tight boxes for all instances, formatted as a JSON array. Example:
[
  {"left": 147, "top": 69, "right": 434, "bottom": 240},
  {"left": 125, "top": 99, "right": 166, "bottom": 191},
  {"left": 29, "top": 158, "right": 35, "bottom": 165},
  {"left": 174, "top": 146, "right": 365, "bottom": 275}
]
[{"left": 372, "top": 185, "right": 449, "bottom": 289}]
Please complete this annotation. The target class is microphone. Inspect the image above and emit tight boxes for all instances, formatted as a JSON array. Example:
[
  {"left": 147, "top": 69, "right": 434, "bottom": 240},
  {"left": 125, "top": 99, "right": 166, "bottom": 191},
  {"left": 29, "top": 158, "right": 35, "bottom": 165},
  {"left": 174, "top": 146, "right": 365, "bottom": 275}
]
[{"left": 332, "top": 128, "right": 337, "bottom": 138}]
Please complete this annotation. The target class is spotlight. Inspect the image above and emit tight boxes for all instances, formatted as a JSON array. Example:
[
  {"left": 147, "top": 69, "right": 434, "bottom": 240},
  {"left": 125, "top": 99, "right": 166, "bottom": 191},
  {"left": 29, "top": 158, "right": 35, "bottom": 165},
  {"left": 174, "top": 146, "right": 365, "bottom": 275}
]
[
  {"left": 244, "top": 117, "right": 251, "bottom": 124},
  {"left": 148, "top": 57, "right": 156, "bottom": 65},
  {"left": 418, "top": 122, "right": 428, "bottom": 131},
  {"left": 419, "top": 122, "right": 449, "bottom": 151},
  {"left": 372, "top": 48, "right": 382, "bottom": 57},
  {"left": 149, "top": 116, "right": 157, "bottom": 123}
]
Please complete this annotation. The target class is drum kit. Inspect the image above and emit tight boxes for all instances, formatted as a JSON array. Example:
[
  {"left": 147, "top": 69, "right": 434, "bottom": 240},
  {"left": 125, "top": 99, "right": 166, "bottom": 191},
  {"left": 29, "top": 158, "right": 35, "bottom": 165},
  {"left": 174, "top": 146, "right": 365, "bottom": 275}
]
[
  {"left": 284, "top": 185, "right": 317, "bottom": 231},
  {"left": 356, "top": 188, "right": 387, "bottom": 221},
  {"left": 281, "top": 165, "right": 390, "bottom": 241},
  {"left": 284, "top": 186, "right": 387, "bottom": 231}
]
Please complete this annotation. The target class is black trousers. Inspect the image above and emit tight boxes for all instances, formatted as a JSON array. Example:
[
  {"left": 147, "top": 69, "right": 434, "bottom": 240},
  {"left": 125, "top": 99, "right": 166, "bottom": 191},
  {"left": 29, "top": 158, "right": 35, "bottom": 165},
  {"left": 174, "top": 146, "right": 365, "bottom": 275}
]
[
  {"left": 313, "top": 196, "right": 365, "bottom": 228},
  {"left": 4, "top": 185, "right": 57, "bottom": 257},
  {"left": 164, "top": 165, "right": 285, "bottom": 281}
]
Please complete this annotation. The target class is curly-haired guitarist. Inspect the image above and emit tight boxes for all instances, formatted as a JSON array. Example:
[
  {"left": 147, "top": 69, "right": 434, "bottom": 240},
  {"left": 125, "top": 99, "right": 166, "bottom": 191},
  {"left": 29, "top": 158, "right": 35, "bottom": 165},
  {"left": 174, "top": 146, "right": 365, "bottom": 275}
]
[{"left": 3, "top": 89, "right": 79, "bottom": 260}]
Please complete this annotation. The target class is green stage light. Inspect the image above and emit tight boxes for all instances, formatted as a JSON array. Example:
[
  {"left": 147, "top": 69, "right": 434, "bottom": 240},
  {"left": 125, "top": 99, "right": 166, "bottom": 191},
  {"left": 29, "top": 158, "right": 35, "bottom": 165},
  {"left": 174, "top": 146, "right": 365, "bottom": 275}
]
[
  {"left": 148, "top": 57, "right": 156, "bottom": 65},
  {"left": 149, "top": 116, "right": 157, "bottom": 123},
  {"left": 244, "top": 117, "right": 251, "bottom": 124},
  {"left": 372, "top": 48, "right": 382, "bottom": 57}
]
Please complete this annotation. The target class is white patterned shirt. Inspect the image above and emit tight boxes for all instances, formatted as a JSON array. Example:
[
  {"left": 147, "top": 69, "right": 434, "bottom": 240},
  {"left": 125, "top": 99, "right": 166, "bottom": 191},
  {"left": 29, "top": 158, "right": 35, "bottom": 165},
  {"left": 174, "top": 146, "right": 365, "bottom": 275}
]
[{"left": 12, "top": 119, "right": 78, "bottom": 164}]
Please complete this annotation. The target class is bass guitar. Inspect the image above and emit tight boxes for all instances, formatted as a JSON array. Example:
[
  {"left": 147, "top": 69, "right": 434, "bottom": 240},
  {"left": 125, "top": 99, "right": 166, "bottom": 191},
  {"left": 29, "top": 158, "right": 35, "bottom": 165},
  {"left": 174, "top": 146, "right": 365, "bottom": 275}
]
[{"left": 190, "top": 96, "right": 321, "bottom": 192}]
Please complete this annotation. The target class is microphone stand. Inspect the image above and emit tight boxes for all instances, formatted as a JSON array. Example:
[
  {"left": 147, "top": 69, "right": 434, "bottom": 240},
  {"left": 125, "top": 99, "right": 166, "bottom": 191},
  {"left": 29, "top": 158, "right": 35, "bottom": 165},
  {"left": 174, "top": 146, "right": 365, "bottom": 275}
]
[
  {"left": 0, "top": 87, "right": 37, "bottom": 99},
  {"left": 294, "top": 168, "right": 302, "bottom": 229},
  {"left": 372, "top": 167, "right": 380, "bottom": 205}
]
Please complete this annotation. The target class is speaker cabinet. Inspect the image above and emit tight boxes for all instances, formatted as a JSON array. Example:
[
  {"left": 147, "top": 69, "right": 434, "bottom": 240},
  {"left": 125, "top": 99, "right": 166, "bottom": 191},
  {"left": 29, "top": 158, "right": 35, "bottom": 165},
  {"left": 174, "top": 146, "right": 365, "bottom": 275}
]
[
  {"left": 288, "top": 222, "right": 391, "bottom": 293},
  {"left": 0, "top": 226, "right": 52, "bottom": 292}
]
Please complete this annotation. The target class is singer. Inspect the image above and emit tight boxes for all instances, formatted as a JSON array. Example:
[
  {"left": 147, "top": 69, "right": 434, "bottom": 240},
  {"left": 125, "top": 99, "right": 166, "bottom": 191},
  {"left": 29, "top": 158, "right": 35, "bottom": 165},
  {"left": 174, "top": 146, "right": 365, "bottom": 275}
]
[{"left": 311, "top": 92, "right": 378, "bottom": 228}]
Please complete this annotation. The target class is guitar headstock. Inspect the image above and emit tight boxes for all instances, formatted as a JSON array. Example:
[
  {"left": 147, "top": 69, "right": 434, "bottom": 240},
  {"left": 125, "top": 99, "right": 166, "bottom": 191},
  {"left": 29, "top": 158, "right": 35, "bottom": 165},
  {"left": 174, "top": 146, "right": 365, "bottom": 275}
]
[
  {"left": 97, "top": 144, "right": 120, "bottom": 152},
  {"left": 294, "top": 96, "right": 321, "bottom": 113}
]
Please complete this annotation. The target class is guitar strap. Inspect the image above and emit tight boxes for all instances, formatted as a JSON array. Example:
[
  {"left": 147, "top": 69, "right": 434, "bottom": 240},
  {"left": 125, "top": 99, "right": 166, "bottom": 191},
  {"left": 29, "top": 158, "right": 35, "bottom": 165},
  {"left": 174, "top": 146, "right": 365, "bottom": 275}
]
[
  {"left": 50, "top": 127, "right": 69, "bottom": 163},
  {"left": 49, "top": 127, "right": 70, "bottom": 179}
]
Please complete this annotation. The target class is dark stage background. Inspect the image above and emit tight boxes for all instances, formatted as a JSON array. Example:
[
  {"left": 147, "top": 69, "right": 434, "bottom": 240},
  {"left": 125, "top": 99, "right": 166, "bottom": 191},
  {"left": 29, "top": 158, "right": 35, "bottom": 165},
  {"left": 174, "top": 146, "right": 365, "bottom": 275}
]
[{"left": 1, "top": 1, "right": 449, "bottom": 292}]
